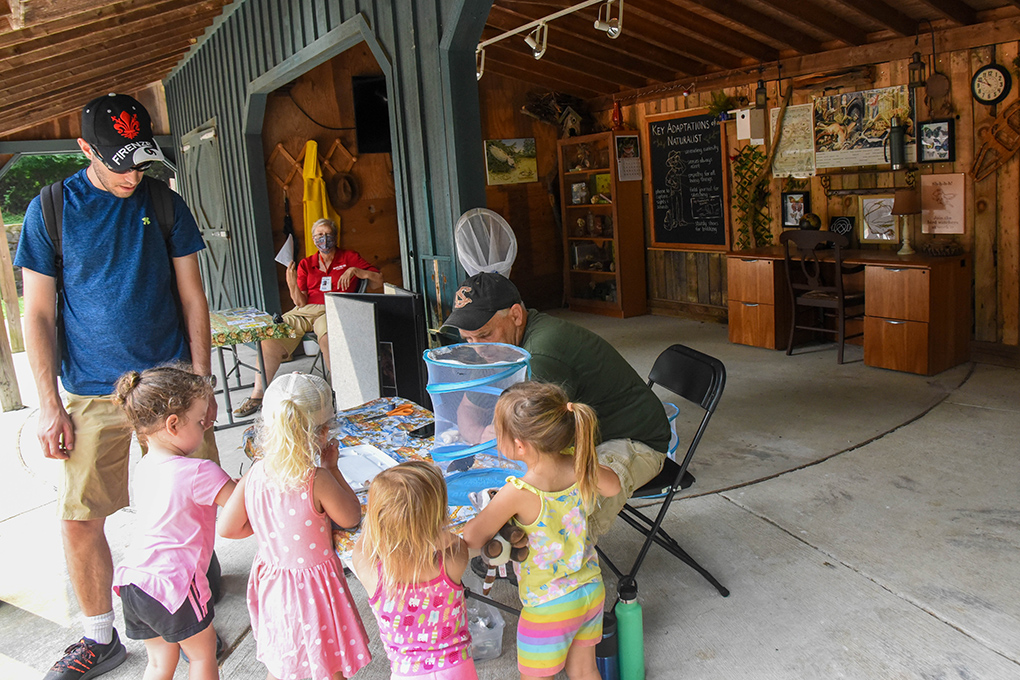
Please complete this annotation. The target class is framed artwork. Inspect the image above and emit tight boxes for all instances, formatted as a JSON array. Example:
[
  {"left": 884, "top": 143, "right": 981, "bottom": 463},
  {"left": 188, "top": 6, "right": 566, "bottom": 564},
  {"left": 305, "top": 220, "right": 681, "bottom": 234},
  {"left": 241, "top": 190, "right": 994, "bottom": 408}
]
[
  {"left": 829, "top": 215, "right": 856, "bottom": 238},
  {"left": 917, "top": 119, "right": 956, "bottom": 163},
  {"left": 921, "top": 173, "right": 965, "bottom": 234},
  {"left": 859, "top": 194, "right": 898, "bottom": 242},
  {"left": 484, "top": 138, "right": 538, "bottom": 185},
  {"left": 781, "top": 192, "right": 810, "bottom": 227}
]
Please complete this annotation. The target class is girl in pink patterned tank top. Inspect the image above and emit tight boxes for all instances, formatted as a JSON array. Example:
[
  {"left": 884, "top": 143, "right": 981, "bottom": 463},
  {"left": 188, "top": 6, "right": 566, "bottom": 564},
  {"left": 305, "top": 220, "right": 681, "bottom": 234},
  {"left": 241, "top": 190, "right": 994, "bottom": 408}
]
[{"left": 352, "top": 462, "right": 477, "bottom": 680}]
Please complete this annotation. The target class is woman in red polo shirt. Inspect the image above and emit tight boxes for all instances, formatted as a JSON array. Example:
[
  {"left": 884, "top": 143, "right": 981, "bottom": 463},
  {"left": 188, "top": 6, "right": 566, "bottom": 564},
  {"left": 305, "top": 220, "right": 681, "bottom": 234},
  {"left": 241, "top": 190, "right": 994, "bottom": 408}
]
[{"left": 234, "top": 218, "right": 382, "bottom": 416}]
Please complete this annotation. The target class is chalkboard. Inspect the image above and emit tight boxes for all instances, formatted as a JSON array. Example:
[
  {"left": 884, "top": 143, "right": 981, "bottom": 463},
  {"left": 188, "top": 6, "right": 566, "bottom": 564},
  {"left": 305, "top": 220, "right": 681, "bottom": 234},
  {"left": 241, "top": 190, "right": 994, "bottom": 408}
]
[{"left": 645, "top": 110, "right": 729, "bottom": 249}]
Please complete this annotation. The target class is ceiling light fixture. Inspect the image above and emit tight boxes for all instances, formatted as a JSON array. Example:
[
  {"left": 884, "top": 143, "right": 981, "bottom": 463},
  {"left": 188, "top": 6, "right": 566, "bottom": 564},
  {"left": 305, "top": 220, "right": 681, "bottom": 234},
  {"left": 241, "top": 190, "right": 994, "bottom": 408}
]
[
  {"left": 594, "top": 0, "right": 624, "bottom": 39},
  {"left": 476, "top": 0, "right": 624, "bottom": 79},
  {"left": 524, "top": 23, "right": 548, "bottom": 60}
]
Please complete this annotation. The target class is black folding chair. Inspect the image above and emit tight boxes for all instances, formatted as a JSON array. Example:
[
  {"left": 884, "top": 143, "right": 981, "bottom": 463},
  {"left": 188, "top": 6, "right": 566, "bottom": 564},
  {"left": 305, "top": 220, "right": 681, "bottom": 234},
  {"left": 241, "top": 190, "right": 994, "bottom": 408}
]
[{"left": 597, "top": 344, "right": 729, "bottom": 598}]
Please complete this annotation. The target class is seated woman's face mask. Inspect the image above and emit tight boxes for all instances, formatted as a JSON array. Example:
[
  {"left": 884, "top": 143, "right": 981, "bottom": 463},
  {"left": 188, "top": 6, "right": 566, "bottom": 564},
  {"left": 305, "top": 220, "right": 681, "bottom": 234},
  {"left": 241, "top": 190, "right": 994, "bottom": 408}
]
[{"left": 313, "top": 234, "right": 337, "bottom": 252}]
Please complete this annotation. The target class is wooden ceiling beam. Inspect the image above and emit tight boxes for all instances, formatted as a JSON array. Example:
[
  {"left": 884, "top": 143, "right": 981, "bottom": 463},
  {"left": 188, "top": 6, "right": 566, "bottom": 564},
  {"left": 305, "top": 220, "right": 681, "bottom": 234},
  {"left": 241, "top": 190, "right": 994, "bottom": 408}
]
[
  {"left": 0, "top": 72, "right": 170, "bottom": 136},
  {"left": 674, "top": 0, "right": 823, "bottom": 54},
  {"left": 615, "top": 11, "right": 745, "bottom": 69},
  {"left": 0, "top": 9, "right": 218, "bottom": 70},
  {"left": 538, "top": 12, "right": 710, "bottom": 75},
  {"left": 627, "top": 0, "right": 778, "bottom": 61},
  {"left": 1, "top": 47, "right": 190, "bottom": 106},
  {"left": 827, "top": 0, "right": 917, "bottom": 36},
  {"left": 7, "top": 0, "right": 142, "bottom": 28},
  {"left": 0, "top": 61, "right": 178, "bottom": 131},
  {"left": 0, "top": 33, "right": 197, "bottom": 92},
  {"left": 757, "top": 0, "right": 867, "bottom": 45},
  {"left": 0, "top": 0, "right": 220, "bottom": 54},
  {"left": 485, "top": 9, "right": 677, "bottom": 82},
  {"left": 494, "top": 42, "right": 653, "bottom": 90},
  {"left": 487, "top": 44, "right": 625, "bottom": 94},
  {"left": 914, "top": 0, "right": 977, "bottom": 26},
  {"left": 482, "top": 60, "right": 601, "bottom": 101},
  {"left": 486, "top": 6, "right": 701, "bottom": 80},
  {"left": 485, "top": 7, "right": 708, "bottom": 77}
]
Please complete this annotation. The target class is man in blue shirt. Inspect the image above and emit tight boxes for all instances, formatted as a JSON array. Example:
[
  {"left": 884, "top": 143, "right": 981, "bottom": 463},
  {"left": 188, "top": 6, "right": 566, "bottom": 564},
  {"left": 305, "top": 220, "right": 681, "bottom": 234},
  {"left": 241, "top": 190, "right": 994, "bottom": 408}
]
[{"left": 16, "top": 94, "right": 219, "bottom": 680}]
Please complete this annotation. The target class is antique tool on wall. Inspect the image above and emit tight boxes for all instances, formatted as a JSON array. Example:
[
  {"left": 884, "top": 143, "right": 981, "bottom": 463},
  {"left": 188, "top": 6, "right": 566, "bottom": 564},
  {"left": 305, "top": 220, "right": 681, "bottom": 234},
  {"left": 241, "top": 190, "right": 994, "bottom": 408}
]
[{"left": 971, "top": 99, "right": 1020, "bottom": 181}]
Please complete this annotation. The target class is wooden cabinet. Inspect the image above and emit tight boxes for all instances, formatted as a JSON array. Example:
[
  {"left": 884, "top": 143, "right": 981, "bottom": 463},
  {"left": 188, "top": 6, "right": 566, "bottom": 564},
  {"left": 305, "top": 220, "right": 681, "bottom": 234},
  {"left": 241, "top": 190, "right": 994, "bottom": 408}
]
[
  {"left": 558, "top": 131, "right": 646, "bottom": 317},
  {"left": 726, "top": 255, "right": 789, "bottom": 349},
  {"left": 726, "top": 248, "right": 972, "bottom": 375},
  {"left": 863, "top": 257, "right": 972, "bottom": 375}
]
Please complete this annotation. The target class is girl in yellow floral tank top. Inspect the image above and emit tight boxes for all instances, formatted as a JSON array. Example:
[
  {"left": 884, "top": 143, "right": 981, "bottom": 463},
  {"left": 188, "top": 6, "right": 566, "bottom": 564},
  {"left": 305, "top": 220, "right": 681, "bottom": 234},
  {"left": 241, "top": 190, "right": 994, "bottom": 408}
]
[{"left": 463, "top": 382, "right": 621, "bottom": 679}]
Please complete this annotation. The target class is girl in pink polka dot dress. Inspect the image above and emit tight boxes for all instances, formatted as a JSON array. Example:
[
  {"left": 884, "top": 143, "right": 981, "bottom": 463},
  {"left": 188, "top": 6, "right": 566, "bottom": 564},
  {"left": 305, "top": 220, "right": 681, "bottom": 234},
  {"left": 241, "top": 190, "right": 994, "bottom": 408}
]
[{"left": 218, "top": 373, "right": 371, "bottom": 680}]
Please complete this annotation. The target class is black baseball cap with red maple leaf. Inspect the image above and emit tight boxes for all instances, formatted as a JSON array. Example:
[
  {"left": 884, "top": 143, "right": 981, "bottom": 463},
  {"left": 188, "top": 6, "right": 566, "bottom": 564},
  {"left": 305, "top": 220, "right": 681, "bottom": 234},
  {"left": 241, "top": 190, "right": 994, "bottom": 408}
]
[{"left": 81, "top": 93, "right": 165, "bottom": 172}]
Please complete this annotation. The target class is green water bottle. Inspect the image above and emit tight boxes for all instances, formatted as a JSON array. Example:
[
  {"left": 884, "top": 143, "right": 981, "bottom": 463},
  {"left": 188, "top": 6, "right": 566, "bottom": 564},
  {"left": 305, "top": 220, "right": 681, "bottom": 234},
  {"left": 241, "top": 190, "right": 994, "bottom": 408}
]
[{"left": 615, "top": 582, "right": 645, "bottom": 680}]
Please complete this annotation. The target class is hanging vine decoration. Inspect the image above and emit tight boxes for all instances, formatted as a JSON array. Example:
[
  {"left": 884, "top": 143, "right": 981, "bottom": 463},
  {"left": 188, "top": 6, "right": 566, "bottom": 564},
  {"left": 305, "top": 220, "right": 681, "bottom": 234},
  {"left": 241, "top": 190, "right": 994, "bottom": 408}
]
[
  {"left": 731, "top": 145, "right": 772, "bottom": 250},
  {"left": 745, "top": 86, "right": 795, "bottom": 248}
]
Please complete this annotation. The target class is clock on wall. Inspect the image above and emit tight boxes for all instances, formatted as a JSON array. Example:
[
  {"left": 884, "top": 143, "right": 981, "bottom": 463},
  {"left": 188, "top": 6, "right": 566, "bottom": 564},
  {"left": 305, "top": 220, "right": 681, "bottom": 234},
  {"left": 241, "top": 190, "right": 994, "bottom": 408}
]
[{"left": 971, "top": 64, "right": 1012, "bottom": 105}]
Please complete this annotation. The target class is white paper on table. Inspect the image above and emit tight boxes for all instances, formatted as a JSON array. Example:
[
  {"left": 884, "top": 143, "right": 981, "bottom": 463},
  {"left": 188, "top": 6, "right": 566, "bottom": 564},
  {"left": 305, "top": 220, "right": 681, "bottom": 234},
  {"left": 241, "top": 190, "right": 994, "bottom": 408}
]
[{"left": 274, "top": 234, "right": 294, "bottom": 267}]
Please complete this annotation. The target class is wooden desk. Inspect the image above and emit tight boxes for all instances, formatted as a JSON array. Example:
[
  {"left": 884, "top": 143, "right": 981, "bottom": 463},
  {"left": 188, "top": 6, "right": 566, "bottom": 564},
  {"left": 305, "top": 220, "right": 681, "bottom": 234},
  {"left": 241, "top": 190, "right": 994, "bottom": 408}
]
[{"left": 726, "top": 247, "right": 972, "bottom": 375}]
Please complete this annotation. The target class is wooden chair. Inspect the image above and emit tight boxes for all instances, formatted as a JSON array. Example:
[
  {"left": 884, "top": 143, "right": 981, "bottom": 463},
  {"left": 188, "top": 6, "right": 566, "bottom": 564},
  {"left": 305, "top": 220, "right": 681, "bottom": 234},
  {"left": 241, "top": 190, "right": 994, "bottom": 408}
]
[
  {"left": 779, "top": 230, "right": 865, "bottom": 364},
  {"left": 596, "top": 344, "right": 729, "bottom": 599}
]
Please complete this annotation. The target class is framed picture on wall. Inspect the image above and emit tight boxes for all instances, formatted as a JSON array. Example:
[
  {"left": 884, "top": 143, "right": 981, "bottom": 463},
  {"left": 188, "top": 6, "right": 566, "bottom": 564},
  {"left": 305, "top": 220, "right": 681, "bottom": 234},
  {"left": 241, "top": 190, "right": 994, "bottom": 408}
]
[
  {"left": 917, "top": 119, "right": 956, "bottom": 163},
  {"left": 859, "top": 194, "right": 898, "bottom": 243},
  {"left": 781, "top": 192, "right": 810, "bottom": 227}
]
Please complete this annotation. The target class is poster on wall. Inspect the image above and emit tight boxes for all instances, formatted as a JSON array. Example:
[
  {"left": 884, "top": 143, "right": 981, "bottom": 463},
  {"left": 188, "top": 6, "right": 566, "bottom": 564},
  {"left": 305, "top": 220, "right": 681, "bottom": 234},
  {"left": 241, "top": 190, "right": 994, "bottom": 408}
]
[
  {"left": 483, "top": 138, "right": 538, "bottom": 185},
  {"left": 771, "top": 103, "right": 816, "bottom": 178},
  {"left": 644, "top": 109, "right": 729, "bottom": 250},
  {"left": 921, "top": 173, "right": 965, "bottom": 234},
  {"left": 813, "top": 85, "right": 915, "bottom": 168}
]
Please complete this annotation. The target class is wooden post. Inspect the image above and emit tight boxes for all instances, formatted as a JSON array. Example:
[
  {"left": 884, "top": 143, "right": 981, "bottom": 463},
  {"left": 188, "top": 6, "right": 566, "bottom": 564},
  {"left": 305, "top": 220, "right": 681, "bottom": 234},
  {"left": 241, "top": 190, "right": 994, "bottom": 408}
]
[
  {"left": 0, "top": 206, "right": 25, "bottom": 352},
  {"left": 0, "top": 291, "right": 23, "bottom": 411}
]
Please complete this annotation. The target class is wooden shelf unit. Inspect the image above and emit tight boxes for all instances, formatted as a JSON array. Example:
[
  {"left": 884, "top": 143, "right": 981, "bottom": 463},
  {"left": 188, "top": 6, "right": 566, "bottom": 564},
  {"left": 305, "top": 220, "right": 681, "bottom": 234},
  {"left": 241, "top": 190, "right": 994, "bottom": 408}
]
[
  {"left": 558, "top": 131, "right": 646, "bottom": 318},
  {"left": 726, "top": 247, "right": 972, "bottom": 375}
]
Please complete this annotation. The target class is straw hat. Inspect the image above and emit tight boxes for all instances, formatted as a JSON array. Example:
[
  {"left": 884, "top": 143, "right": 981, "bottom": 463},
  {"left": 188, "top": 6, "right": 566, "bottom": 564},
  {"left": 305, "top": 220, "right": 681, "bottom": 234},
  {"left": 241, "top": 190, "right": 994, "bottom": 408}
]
[{"left": 262, "top": 373, "right": 334, "bottom": 428}]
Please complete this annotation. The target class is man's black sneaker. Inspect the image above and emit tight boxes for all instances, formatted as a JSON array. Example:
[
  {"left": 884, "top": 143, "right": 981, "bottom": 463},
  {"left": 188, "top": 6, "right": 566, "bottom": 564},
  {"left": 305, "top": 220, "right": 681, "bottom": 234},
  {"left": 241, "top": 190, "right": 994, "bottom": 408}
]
[
  {"left": 469, "top": 555, "right": 518, "bottom": 586},
  {"left": 43, "top": 629, "right": 127, "bottom": 680}
]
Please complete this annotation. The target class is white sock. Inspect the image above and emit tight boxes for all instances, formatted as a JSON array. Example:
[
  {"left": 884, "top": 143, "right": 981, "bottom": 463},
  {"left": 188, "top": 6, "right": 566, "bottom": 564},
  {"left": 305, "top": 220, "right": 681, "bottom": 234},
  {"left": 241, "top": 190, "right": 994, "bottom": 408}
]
[{"left": 83, "top": 611, "right": 115, "bottom": 645}]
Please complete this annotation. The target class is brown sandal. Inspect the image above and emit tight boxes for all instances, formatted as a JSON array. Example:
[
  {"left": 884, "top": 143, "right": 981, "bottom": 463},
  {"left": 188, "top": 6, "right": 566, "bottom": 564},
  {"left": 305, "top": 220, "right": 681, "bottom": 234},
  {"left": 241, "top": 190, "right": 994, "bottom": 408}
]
[{"left": 233, "top": 397, "right": 262, "bottom": 417}]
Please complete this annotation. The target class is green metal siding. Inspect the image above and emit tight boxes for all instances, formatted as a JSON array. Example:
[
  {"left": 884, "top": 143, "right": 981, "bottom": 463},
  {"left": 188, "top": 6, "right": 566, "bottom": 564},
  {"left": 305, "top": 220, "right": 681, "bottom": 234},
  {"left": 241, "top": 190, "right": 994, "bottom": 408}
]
[{"left": 165, "top": 0, "right": 490, "bottom": 322}]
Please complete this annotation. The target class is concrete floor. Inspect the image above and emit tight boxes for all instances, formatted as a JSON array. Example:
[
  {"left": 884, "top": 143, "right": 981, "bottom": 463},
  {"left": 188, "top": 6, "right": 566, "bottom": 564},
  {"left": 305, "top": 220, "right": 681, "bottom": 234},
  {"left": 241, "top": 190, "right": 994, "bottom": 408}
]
[{"left": 1, "top": 311, "right": 1018, "bottom": 679}]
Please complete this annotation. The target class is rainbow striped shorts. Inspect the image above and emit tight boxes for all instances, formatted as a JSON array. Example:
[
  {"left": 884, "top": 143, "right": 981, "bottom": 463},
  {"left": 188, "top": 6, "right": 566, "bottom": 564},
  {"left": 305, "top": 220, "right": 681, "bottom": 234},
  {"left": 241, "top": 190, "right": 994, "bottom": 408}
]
[{"left": 517, "top": 580, "right": 605, "bottom": 676}]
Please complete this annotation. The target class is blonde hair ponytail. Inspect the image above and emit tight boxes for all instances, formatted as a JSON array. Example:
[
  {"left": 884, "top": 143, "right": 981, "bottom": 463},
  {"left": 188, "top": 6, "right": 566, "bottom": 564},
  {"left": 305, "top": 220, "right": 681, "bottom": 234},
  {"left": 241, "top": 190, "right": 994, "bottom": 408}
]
[{"left": 568, "top": 401, "right": 600, "bottom": 510}]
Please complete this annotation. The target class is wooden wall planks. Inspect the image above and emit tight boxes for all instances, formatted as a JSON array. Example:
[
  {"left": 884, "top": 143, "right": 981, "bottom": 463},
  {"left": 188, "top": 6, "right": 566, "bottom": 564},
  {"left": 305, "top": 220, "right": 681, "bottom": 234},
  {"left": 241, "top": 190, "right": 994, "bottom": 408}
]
[{"left": 610, "top": 43, "right": 1020, "bottom": 347}]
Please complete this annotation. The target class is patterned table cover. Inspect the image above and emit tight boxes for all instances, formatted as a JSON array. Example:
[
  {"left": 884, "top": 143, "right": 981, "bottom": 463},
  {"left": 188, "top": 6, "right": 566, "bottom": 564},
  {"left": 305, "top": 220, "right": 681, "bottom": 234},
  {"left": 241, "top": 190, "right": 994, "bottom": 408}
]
[
  {"left": 242, "top": 396, "right": 484, "bottom": 566},
  {"left": 210, "top": 306, "right": 294, "bottom": 348}
]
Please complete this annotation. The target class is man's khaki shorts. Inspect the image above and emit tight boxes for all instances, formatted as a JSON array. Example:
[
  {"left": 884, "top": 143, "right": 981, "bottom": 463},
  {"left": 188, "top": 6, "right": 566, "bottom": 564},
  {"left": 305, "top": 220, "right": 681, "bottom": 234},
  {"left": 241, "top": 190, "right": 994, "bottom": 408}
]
[
  {"left": 59, "top": 393, "right": 219, "bottom": 521},
  {"left": 588, "top": 438, "right": 666, "bottom": 541},
  {"left": 274, "top": 304, "right": 327, "bottom": 358}
]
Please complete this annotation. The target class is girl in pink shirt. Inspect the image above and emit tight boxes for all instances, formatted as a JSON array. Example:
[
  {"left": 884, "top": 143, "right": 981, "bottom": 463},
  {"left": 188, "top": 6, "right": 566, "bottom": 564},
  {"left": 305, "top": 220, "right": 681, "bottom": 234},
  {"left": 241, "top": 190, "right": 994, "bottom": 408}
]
[
  {"left": 352, "top": 461, "right": 476, "bottom": 680},
  {"left": 113, "top": 366, "right": 235, "bottom": 680},
  {"left": 218, "top": 373, "right": 371, "bottom": 680}
]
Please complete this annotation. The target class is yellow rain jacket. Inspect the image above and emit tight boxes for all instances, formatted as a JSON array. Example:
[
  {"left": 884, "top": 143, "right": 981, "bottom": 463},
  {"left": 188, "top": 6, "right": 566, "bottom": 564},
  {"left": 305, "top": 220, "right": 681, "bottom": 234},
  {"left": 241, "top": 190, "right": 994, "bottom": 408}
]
[{"left": 302, "top": 140, "right": 341, "bottom": 257}]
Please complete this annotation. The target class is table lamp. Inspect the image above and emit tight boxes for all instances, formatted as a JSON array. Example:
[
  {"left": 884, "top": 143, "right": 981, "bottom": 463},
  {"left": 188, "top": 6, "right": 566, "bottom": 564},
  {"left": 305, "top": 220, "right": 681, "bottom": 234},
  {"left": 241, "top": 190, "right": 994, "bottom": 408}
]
[{"left": 892, "top": 187, "right": 920, "bottom": 256}]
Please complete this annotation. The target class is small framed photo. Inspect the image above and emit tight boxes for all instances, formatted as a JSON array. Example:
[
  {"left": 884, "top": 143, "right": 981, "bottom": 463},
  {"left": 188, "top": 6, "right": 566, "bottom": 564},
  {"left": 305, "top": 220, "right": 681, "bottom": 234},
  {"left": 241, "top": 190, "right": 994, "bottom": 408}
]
[
  {"left": 829, "top": 215, "right": 856, "bottom": 238},
  {"left": 917, "top": 119, "right": 955, "bottom": 163},
  {"left": 571, "top": 181, "right": 590, "bottom": 205},
  {"left": 859, "top": 194, "right": 898, "bottom": 243},
  {"left": 781, "top": 192, "right": 810, "bottom": 227}
]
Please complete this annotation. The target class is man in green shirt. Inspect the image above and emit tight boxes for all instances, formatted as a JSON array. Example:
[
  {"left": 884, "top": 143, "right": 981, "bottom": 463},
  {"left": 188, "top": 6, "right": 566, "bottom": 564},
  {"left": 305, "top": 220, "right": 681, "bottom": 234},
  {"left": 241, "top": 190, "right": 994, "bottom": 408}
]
[{"left": 442, "top": 272, "right": 670, "bottom": 539}]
